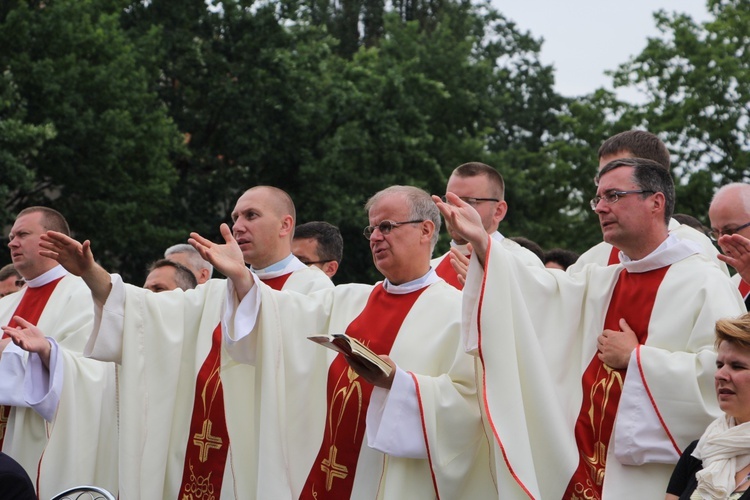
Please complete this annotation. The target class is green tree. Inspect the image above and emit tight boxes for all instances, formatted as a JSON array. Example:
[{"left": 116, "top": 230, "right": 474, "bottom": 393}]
[
  {"left": 612, "top": 0, "right": 750, "bottom": 223},
  {"left": 0, "top": 69, "right": 56, "bottom": 236},
  {"left": 0, "top": 0, "right": 184, "bottom": 279}
]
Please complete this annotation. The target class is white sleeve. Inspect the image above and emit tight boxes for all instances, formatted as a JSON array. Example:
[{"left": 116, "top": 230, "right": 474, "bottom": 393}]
[
  {"left": 612, "top": 350, "right": 681, "bottom": 465},
  {"left": 366, "top": 367, "right": 427, "bottom": 459},
  {"left": 84, "top": 274, "right": 126, "bottom": 363},
  {"left": 222, "top": 274, "right": 263, "bottom": 364},
  {"left": 0, "top": 342, "right": 30, "bottom": 406},
  {"left": 24, "top": 339, "right": 63, "bottom": 422}
]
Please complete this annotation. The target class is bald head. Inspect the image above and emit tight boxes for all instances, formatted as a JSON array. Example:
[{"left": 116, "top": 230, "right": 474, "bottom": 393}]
[
  {"left": 231, "top": 186, "right": 296, "bottom": 268},
  {"left": 709, "top": 183, "right": 750, "bottom": 249}
]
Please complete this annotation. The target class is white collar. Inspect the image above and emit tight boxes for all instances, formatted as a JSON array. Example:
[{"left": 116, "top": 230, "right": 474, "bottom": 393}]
[
  {"left": 619, "top": 235, "right": 700, "bottom": 273},
  {"left": 382, "top": 268, "right": 440, "bottom": 294},
  {"left": 24, "top": 265, "right": 68, "bottom": 288},
  {"left": 251, "top": 254, "right": 306, "bottom": 280}
]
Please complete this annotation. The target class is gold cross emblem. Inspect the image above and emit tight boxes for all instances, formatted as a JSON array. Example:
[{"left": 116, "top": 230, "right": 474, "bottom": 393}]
[
  {"left": 321, "top": 445, "right": 348, "bottom": 491},
  {"left": 193, "top": 419, "right": 223, "bottom": 462},
  {"left": 0, "top": 406, "right": 10, "bottom": 441}
]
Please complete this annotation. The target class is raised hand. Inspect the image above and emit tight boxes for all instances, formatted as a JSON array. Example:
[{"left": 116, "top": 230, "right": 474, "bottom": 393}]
[
  {"left": 449, "top": 246, "right": 471, "bottom": 286},
  {"left": 39, "top": 231, "right": 95, "bottom": 277},
  {"left": 433, "top": 193, "right": 489, "bottom": 265},
  {"left": 717, "top": 233, "right": 750, "bottom": 283},
  {"left": 189, "top": 223, "right": 254, "bottom": 299},
  {"left": 2, "top": 316, "right": 52, "bottom": 369}
]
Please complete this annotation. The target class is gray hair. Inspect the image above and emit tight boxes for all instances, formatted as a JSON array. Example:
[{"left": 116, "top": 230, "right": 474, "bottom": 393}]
[
  {"left": 365, "top": 186, "right": 441, "bottom": 250},
  {"left": 164, "top": 243, "right": 213, "bottom": 277}
]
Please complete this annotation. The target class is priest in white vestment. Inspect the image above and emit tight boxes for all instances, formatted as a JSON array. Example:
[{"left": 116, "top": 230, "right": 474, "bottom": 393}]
[
  {"left": 569, "top": 130, "right": 727, "bottom": 275},
  {"left": 431, "top": 162, "right": 542, "bottom": 289},
  {"left": 0, "top": 207, "right": 117, "bottom": 498},
  {"left": 193, "top": 186, "right": 495, "bottom": 499},
  {"left": 39, "top": 187, "right": 333, "bottom": 499},
  {"left": 435, "top": 158, "right": 746, "bottom": 499}
]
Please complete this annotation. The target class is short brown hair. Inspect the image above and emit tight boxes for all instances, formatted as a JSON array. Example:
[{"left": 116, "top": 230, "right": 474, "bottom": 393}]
[
  {"left": 451, "top": 162, "right": 505, "bottom": 200},
  {"left": 17, "top": 207, "right": 70, "bottom": 236},
  {"left": 598, "top": 130, "right": 671, "bottom": 169}
]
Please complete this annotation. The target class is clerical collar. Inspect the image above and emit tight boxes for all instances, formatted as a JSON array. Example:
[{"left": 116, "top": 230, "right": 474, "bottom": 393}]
[
  {"left": 451, "top": 231, "right": 504, "bottom": 254},
  {"left": 619, "top": 235, "right": 701, "bottom": 273},
  {"left": 382, "top": 268, "right": 440, "bottom": 294},
  {"left": 251, "top": 254, "right": 306, "bottom": 280},
  {"left": 24, "top": 265, "right": 67, "bottom": 288}
]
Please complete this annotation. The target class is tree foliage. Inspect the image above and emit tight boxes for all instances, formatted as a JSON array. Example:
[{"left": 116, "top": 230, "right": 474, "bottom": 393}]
[{"left": 612, "top": 0, "right": 750, "bottom": 224}]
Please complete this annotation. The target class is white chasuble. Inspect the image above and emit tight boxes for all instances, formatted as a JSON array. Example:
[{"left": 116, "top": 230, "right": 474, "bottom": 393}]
[
  {"left": 223, "top": 276, "right": 494, "bottom": 499},
  {"left": 86, "top": 264, "right": 332, "bottom": 499},
  {"left": 0, "top": 270, "right": 118, "bottom": 498},
  {"left": 463, "top": 236, "right": 744, "bottom": 499}
]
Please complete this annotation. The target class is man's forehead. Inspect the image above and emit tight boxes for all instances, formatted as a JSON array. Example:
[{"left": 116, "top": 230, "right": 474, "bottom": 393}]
[
  {"left": 596, "top": 166, "right": 633, "bottom": 191},
  {"left": 368, "top": 195, "right": 408, "bottom": 221},
  {"left": 11, "top": 212, "right": 43, "bottom": 232}
]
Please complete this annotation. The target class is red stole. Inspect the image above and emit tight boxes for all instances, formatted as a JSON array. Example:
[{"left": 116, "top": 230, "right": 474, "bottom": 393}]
[
  {"left": 739, "top": 279, "right": 750, "bottom": 300},
  {"left": 0, "top": 277, "right": 64, "bottom": 449},
  {"left": 563, "top": 266, "right": 669, "bottom": 499},
  {"left": 607, "top": 246, "right": 620, "bottom": 266},
  {"left": 435, "top": 254, "right": 464, "bottom": 290},
  {"left": 179, "top": 272, "right": 292, "bottom": 497},
  {"left": 300, "top": 285, "right": 427, "bottom": 499}
]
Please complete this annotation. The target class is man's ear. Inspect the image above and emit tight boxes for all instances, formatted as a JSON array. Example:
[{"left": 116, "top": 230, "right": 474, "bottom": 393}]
[
  {"left": 279, "top": 215, "right": 294, "bottom": 237},
  {"left": 494, "top": 200, "right": 508, "bottom": 225},
  {"left": 322, "top": 261, "right": 339, "bottom": 279}
]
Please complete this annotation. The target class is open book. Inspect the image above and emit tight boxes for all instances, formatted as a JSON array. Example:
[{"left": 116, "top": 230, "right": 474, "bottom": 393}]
[{"left": 307, "top": 333, "right": 393, "bottom": 377}]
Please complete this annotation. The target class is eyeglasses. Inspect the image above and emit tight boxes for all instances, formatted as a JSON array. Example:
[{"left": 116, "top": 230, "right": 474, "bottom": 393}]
[
  {"left": 363, "top": 219, "right": 423, "bottom": 240},
  {"left": 589, "top": 190, "right": 655, "bottom": 211},
  {"left": 440, "top": 195, "right": 500, "bottom": 207},
  {"left": 709, "top": 221, "right": 750, "bottom": 241}
]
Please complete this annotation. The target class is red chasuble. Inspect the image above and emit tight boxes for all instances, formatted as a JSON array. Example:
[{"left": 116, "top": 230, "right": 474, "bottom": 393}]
[
  {"left": 435, "top": 254, "right": 464, "bottom": 290},
  {"left": 0, "top": 277, "right": 64, "bottom": 448},
  {"left": 299, "top": 285, "right": 427, "bottom": 499},
  {"left": 563, "top": 266, "right": 669, "bottom": 499},
  {"left": 179, "top": 273, "right": 292, "bottom": 498}
]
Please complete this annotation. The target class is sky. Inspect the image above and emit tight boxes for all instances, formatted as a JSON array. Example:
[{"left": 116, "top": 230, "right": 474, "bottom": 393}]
[{"left": 493, "top": 0, "right": 712, "bottom": 103}]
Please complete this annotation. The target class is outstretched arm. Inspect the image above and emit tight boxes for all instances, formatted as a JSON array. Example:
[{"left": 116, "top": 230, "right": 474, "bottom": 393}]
[
  {"left": 2, "top": 316, "right": 52, "bottom": 369},
  {"left": 39, "top": 232, "right": 112, "bottom": 305},
  {"left": 432, "top": 194, "right": 489, "bottom": 265},
  {"left": 189, "top": 223, "right": 254, "bottom": 300},
  {"left": 718, "top": 233, "right": 750, "bottom": 283}
]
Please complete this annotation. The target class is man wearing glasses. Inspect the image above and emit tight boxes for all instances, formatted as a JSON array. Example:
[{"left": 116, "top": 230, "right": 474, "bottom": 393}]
[
  {"left": 190, "top": 185, "right": 492, "bottom": 498},
  {"left": 709, "top": 182, "right": 750, "bottom": 309},
  {"left": 569, "top": 130, "right": 727, "bottom": 275},
  {"left": 292, "top": 221, "right": 343, "bottom": 279},
  {"left": 436, "top": 157, "right": 744, "bottom": 499},
  {"left": 431, "top": 162, "right": 543, "bottom": 289}
]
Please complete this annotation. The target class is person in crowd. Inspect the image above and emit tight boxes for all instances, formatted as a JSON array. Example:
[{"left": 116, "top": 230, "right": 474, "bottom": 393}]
[
  {"left": 509, "top": 236, "right": 545, "bottom": 262},
  {"left": 292, "top": 221, "right": 343, "bottom": 279},
  {"left": 39, "top": 186, "right": 333, "bottom": 499},
  {"left": 569, "top": 130, "right": 727, "bottom": 274},
  {"left": 164, "top": 243, "right": 213, "bottom": 284},
  {"left": 143, "top": 259, "right": 198, "bottom": 292},
  {"left": 435, "top": 157, "right": 745, "bottom": 498},
  {"left": 0, "top": 207, "right": 117, "bottom": 498},
  {"left": 432, "top": 162, "right": 542, "bottom": 289},
  {"left": 192, "top": 185, "right": 493, "bottom": 498},
  {"left": 709, "top": 183, "right": 750, "bottom": 309},
  {"left": 543, "top": 248, "right": 580, "bottom": 270},
  {"left": 0, "top": 264, "right": 23, "bottom": 298},
  {"left": 666, "top": 313, "right": 750, "bottom": 500}
]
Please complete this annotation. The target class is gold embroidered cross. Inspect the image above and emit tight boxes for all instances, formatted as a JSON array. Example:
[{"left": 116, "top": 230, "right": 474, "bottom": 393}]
[
  {"left": 321, "top": 445, "right": 348, "bottom": 491},
  {"left": 193, "top": 419, "right": 223, "bottom": 462}
]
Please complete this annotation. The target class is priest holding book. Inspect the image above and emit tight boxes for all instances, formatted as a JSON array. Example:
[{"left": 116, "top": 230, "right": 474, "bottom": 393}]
[{"left": 194, "top": 185, "right": 494, "bottom": 499}]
